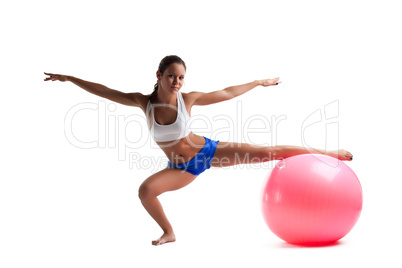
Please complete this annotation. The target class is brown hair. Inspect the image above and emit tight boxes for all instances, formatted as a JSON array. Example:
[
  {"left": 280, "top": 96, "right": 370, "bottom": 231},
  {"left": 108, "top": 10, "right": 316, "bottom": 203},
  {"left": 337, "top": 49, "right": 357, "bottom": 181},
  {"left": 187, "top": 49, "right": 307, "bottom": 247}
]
[{"left": 149, "top": 55, "right": 187, "bottom": 104}]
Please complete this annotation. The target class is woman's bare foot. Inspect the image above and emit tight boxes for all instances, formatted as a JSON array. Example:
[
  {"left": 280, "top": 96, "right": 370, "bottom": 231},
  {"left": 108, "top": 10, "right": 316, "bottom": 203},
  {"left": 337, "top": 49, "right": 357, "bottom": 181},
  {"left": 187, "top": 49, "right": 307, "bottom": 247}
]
[
  {"left": 152, "top": 232, "right": 176, "bottom": 246},
  {"left": 327, "top": 149, "right": 353, "bottom": 161}
]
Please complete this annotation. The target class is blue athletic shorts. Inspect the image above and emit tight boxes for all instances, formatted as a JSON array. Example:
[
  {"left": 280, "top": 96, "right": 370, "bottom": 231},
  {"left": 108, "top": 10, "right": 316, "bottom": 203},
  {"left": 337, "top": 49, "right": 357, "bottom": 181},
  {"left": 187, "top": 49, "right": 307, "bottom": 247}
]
[{"left": 167, "top": 136, "right": 219, "bottom": 175}]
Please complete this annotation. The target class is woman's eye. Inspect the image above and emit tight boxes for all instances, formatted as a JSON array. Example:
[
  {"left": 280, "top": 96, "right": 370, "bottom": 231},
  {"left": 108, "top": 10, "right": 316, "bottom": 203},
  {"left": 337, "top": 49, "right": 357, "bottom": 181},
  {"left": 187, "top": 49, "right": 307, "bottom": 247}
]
[{"left": 180, "top": 77, "right": 184, "bottom": 80}]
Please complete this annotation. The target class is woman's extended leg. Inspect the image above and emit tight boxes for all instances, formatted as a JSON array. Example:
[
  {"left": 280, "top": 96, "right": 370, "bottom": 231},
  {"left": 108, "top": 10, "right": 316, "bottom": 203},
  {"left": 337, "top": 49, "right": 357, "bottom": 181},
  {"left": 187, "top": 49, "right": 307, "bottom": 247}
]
[
  {"left": 211, "top": 142, "right": 352, "bottom": 167},
  {"left": 138, "top": 167, "right": 198, "bottom": 246}
]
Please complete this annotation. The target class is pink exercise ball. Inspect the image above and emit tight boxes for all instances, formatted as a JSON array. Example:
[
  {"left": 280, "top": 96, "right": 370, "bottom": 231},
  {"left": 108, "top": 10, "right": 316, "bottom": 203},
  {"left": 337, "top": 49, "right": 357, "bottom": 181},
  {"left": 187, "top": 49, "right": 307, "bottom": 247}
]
[{"left": 261, "top": 154, "right": 362, "bottom": 246}]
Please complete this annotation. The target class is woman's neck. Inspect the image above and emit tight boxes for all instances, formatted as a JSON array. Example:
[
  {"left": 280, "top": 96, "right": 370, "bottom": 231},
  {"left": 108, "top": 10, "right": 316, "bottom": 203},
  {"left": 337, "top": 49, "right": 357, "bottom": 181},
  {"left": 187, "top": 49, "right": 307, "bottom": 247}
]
[{"left": 156, "top": 89, "right": 177, "bottom": 105}]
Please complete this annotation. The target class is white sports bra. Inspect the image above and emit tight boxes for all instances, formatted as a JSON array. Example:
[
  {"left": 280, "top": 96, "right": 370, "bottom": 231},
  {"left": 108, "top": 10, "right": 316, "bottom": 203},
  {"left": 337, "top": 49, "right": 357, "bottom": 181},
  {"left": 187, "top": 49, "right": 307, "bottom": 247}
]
[{"left": 146, "top": 91, "right": 192, "bottom": 142}]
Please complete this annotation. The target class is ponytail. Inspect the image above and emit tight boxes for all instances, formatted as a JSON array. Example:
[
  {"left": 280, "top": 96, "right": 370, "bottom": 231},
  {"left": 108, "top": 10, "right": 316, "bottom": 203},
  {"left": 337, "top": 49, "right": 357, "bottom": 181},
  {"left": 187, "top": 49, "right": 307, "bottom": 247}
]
[{"left": 149, "top": 81, "right": 159, "bottom": 104}]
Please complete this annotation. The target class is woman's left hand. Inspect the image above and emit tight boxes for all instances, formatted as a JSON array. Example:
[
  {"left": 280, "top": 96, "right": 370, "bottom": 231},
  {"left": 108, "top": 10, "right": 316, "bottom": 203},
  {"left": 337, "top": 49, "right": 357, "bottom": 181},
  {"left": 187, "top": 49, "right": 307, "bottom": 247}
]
[{"left": 257, "top": 77, "right": 281, "bottom": 87}]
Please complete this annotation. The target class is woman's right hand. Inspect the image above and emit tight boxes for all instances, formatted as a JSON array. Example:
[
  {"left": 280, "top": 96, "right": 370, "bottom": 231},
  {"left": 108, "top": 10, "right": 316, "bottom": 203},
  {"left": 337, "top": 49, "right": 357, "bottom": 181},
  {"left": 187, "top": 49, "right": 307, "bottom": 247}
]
[{"left": 44, "top": 72, "right": 69, "bottom": 82}]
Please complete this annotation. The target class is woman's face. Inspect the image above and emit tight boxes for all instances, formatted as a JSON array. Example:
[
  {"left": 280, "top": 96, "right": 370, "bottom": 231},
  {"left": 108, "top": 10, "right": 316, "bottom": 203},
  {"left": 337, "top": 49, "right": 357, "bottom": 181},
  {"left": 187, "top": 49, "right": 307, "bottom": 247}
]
[{"left": 157, "top": 63, "right": 186, "bottom": 93}]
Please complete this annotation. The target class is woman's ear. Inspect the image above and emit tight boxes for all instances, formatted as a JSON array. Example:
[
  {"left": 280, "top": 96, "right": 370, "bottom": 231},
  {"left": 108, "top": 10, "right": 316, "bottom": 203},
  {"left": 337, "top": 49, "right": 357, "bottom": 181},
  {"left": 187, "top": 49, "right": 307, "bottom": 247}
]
[{"left": 156, "top": 70, "right": 161, "bottom": 80}]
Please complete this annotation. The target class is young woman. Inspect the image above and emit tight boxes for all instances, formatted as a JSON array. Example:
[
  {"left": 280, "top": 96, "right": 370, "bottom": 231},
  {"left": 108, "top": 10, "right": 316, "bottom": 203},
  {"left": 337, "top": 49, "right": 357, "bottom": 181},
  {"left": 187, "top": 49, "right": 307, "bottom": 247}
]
[{"left": 44, "top": 55, "right": 353, "bottom": 246}]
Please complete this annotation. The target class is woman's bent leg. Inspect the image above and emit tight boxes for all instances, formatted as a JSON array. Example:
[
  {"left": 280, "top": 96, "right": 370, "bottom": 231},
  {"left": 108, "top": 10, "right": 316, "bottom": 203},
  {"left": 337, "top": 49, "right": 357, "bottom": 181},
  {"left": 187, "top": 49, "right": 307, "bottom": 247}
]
[{"left": 138, "top": 167, "right": 198, "bottom": 245}]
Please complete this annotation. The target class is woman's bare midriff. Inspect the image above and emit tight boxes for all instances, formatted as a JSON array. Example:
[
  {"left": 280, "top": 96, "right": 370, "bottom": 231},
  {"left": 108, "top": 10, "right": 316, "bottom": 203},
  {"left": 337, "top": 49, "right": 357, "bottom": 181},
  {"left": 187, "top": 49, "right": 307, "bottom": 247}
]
[{"left": 156, "top": 132, "right": 206, "bottom": 164}]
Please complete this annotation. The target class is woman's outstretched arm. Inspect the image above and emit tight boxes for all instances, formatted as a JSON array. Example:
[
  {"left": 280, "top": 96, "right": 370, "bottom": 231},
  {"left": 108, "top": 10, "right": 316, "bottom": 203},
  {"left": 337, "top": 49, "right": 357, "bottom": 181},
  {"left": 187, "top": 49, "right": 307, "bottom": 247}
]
[
  {"left": 44, "top": 72, "right": 145, "bottom": 107},
  {"left": 190, "top": 77, "right": 281, "bottom": 106}
]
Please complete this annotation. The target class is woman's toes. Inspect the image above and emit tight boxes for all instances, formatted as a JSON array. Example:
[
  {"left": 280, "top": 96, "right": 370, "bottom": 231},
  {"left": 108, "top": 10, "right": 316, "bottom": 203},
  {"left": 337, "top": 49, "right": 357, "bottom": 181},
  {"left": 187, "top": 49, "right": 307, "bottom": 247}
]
[
  {"left": 152, "top": 233, "right": 176, "bottom": 246},
  {"left": 342, "top": 150, "right": 353, "bottom": 161}
]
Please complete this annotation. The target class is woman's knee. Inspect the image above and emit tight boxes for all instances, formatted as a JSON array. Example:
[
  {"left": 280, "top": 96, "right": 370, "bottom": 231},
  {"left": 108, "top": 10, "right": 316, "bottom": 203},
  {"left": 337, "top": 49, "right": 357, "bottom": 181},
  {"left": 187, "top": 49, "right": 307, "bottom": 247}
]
[{"left": 138, "top": 182, "right": 157, "bottom": 201}]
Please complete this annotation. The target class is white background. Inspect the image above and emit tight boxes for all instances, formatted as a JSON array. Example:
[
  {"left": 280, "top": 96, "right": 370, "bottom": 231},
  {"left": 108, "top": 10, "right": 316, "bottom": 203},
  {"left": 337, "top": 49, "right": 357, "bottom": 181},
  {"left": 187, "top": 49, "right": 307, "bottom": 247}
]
[{"left": 1, "top": 0, "right": 401, "bottom": 267}]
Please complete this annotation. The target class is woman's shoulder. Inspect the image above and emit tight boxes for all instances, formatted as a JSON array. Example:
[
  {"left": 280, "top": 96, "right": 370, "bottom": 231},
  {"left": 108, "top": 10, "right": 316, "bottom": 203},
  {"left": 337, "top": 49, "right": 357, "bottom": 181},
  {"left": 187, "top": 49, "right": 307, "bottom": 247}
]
[
  {"left": 136, "top": 93, "right": 151, "bottom": 102},
  {"left": 130, "top": 92, "right": 151, "bottom": 113},
  {"left": 181, "top": 91, "right": 199, "bottom": 107},
  {"left": 182, "top": 91, "right": 216, "bottom": 108},
  {"left": 141, "top": 93, "right": 151, "bottom": 100}
]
